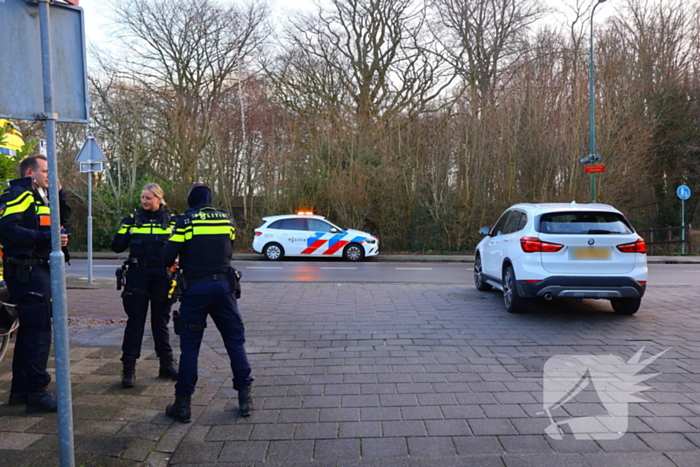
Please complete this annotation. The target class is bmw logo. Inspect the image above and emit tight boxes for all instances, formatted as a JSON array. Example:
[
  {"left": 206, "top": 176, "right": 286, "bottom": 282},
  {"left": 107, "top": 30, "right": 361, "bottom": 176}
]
[{"left": 588, "top": 239, "right": 595, "bottom": 245}]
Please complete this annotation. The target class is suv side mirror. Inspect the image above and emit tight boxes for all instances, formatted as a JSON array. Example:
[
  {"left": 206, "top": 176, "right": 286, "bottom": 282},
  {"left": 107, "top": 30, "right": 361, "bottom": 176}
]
[
  {"left": 330, "top": 227, "right": 341, "bottom": 234},
  {"left": 478, "top": 227, "right": 491, "bottom": 236}
]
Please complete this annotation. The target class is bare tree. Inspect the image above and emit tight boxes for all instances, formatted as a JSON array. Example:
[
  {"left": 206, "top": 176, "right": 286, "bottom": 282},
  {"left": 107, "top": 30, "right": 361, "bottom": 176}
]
[
  {"left": 270, "top": 0, "right": 453, "bottom": 133},
  {"left": 108, "top": 0, "right": 271, "bottom": 201}
]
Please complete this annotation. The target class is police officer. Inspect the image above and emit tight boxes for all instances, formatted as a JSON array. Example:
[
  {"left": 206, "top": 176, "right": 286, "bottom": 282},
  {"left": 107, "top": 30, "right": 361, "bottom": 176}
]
[
  {"left": 111, "top": 183, "right": 178, "bottom": 388},
  {"left": 162, "top": 183, "right": 253, "bottom": 423},
  {"left": 0, "top": 155, "right": 70, "bottom": 412}
]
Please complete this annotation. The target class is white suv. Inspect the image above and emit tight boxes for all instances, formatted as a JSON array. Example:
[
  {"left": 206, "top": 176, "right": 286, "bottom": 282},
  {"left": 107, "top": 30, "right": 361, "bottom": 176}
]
[
  {"left": 252, "top": 213, "right": 379, "bottom": 261},
  {"left": 474, "top": 203, "right": 647, "bottom": 314}
]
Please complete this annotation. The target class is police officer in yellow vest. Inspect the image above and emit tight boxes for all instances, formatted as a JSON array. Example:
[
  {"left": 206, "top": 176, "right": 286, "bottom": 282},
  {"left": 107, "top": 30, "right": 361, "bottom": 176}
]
[
  {"left": 0, "top": 155, "right": 70, "bottom": 412},
  {"left": 111, "top": 183, "right": 178, "bottom": 388},
  {"left": 163, "top": 183, "right": 253, "bottom": 423}
]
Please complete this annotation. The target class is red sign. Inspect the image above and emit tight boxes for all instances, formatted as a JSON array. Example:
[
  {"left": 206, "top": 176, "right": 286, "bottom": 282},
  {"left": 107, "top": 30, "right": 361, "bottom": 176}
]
[{"left": 585, "top": 165, "right": 606, "bottom": 173}]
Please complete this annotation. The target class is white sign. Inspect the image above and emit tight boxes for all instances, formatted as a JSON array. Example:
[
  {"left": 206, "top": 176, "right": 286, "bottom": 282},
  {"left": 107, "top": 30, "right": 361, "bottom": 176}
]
[{"left": 75, "top": 133, "right": 108, "bottom": 164}]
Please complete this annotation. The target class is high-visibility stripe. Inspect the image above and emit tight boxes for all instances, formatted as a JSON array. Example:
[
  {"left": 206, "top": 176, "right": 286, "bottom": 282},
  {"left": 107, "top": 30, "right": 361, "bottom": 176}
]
[
  {"left": 192, "top": 225, "right": 232, "bottom": 235},
  {"left": 130, "top": 227, "right": 171, "bottom": 235},
  {"left": 36, "top": 205, "right": 50, "bottom": 215},
  {"left": 324, "top": 240, "right": 348, "bottom": 255},
  {"left": 301, "top": 238, "right": 327, "bottom": 254},
  {"left": 5, "top": 191, "right": 32, "bottom": 208},
  {"left": 2, "top": 192, "right": 34, "bottom": 217}
]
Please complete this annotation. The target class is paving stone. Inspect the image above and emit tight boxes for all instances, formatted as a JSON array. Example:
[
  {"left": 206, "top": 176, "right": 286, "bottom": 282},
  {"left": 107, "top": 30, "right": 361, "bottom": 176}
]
[
  {"left": 407, "top": 436, "right": 456, "bottom": 457},
  {"left": 583, "top": 452, "right": 679, "bottom": 467},
  {"left": 382, "top": 421, "right": 427, "bottom": 437},
  {"left": 206, "top": 424, "right": 254, "bottom": 441},
  {"left": 501, "top": 453, "right": 590, "bottom": 467},
  {"left": 290, "top": 420, "right": 338, "bottom": 441},
  {"left": 0, "top": 432, "right": 43, "bottom": 450},
  {"left": 665, "top": 451, "right": 700, "bottom": 467},
  {"left": 217, "top": 440, "right": 268, "bottom": 463},
  {"left": 452, "top": 436, "right": 503, "bottom": 455},
  {"left": 338, "top": 421, "right": 382, "bottom": 438},
  {"left": 468, "top": 419, "right": 517, "bottom": 436},
  {"left": 637, "top": 432, "right": 698, "bottom": 451},
  {"left": 425, "top": 419, "right": 471, "bottom": 436},
  {"left": 267, "top": 439, "right": 314, "bottom": 463},
  {"left": 361, "top": 437, "right": 409, "bottom": 458},
  {"left": 314, "top": 438, "right": 360, "bottom": 460},
  {"left": 498, "top": 435, "right": 553, "bottom": 454}
]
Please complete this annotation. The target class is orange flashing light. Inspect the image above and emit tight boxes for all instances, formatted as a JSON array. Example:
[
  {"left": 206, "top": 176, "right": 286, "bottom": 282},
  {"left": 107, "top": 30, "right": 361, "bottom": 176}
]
[{"left": 297, "top": 211, "right": 314, "bottom": 215}]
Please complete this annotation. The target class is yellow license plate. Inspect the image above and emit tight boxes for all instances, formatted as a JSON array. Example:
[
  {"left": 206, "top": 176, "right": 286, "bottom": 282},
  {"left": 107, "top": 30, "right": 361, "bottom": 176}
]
[{"left": 572, "top": 247, "right": 611, "bottom": 260}]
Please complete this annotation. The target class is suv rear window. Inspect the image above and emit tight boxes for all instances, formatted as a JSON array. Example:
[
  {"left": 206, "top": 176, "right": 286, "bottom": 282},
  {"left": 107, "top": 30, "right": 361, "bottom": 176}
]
[{"left": 538, "top": 211, "right": 633, "bottom": 235}]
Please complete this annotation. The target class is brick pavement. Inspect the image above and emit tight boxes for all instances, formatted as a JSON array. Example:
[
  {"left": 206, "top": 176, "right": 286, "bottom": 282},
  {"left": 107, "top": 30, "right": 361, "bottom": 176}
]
[{"left": 1, "top": 278, "right": 699, "bottom": 466}]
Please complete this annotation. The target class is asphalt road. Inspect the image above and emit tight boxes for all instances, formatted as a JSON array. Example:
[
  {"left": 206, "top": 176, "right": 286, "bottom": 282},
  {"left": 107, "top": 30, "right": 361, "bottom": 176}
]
[{"left": 65, "top": 259, "right": 700, "bottom": 286}]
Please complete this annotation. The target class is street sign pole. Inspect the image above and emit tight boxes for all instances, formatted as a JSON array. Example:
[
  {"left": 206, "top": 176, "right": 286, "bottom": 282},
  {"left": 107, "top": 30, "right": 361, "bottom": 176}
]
[
  {"left": 75, "top": 134, "right": 107, "bottom": 284},
  {"left": 37, "top": 1, "right": 75, "bottom": 465},
  {"left": 677, "top": 185, "right": 691, "bottom": 255}
]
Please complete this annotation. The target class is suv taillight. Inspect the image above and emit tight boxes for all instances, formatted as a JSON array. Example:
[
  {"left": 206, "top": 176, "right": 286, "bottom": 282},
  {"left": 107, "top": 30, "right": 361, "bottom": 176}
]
[
  {"left": 254, "top": 231, "right": 262, "bottom": 236},
  {"left": 616, "top": 239, "right": 647, "bottom": 253},
  {"left": 520, "top": 237, "right": 564, "bottom": 253}
]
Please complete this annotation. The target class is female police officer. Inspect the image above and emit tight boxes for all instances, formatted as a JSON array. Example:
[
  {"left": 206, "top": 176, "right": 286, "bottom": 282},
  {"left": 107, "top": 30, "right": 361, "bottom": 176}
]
[{"left": 111, "top": 183, "right": 178, "bottom": 388}]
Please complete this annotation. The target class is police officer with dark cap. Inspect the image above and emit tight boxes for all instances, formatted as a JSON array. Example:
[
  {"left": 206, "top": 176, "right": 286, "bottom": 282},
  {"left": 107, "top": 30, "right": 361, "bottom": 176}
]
[
  {"left": 0, "top": 155, "right": 70, "bottom": 412},
  {"left": 162, "top": 183, "right": 253, "bottom": 423}
]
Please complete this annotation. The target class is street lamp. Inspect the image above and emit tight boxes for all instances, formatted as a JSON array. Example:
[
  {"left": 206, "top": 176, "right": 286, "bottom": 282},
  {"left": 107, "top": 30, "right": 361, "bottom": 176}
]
[{"left": 589, "top": 0, "right": 607, "bottom": 203}]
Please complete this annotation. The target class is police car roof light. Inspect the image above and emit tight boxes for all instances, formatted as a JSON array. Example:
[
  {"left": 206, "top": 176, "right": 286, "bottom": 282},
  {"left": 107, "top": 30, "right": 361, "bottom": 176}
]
[{"left": 297, "top": 211, "right": 314, "bottom": 215}]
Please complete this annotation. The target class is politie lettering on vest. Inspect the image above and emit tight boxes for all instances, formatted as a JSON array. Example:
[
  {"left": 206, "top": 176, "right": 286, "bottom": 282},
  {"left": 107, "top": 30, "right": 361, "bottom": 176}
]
[{"left": 162, "top": 183, "right": 253, "bottom": 423}]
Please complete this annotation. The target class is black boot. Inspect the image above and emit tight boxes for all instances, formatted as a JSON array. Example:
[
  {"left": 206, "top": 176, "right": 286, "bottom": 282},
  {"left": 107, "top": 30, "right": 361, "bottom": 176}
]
[
  {"left": 122, "top": 356, "right": 136, "bottom": 388},
  {"left": 26, "top": 390, "right": 57, "bottom": 413},
  {"left": 165, "top": 394, "right": 191, "bottom": 423},
  {"left": 8, "top": 392, "right": 28, "bottom": 406},
  {"left": 158, "top": 356, "right": 178, "bottom": 380},
  {"left": 237, "top": 385, "right": 253, "bottom": 417}
]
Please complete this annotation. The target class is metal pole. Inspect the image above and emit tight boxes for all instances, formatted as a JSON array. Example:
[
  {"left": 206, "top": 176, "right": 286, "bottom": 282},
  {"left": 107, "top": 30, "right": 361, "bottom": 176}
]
[
  {"left": 37, "top": 1, "right": 75, "bottom": 466},
  {"left": 87, "top": 170, "right": 93, "bottom": 283},
  {"left": 681, "top": 199, "right": 686, "bottom": 255},
  {"left": 589, "top": 0, "right": 607, "bottom": 203}
]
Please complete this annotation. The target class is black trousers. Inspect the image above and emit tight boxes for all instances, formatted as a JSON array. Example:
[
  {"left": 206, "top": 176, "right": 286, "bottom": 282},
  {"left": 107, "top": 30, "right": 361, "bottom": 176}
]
[
  {"left": 6, "top": 264, "right": 52, "bottom": 394},
  {"left": 120, "top": 265, "right": 173, "bottom": 361}
]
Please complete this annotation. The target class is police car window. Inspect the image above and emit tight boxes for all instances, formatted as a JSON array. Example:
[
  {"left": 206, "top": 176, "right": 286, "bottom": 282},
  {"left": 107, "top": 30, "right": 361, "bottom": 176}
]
[
  {"left": 307, "top": 219, "right": 334, "bottom": 232},
  {"left": 279, "top": 218, "right": 307, "bottom": 231},
  {"left": 517, "top": 212, "right": 528, "bottom": 231},
  {"left": 268, "top": 220, "right": 284, "bottom": 230}
]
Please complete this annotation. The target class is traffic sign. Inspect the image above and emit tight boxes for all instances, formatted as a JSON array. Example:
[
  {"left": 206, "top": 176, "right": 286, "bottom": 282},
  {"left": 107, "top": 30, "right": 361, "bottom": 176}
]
[
  {"left": 578, "top": 155, "right": 602, "bottom": 164},
  {"left": 677, "top": 185, "right": 691, "bottom": 200},
  {"left": 74, "top": 133, "right": 108, "bottom": 168},
  {"left": 584, "top": 165, "right": 606, "bottom": 173}
]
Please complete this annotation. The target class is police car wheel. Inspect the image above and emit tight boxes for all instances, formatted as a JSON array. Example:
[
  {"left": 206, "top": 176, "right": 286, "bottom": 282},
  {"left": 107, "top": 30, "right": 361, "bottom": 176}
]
[
  {"left": 263, "top": 243, "right": 284, "bottom": 261},
  {"left": 343, "top": 243, "right": 364, "bottom": 262}
]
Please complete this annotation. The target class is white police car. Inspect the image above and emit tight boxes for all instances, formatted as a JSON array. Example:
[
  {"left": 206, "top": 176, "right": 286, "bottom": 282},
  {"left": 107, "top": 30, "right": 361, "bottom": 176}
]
[
  {"left": 474, "top": 202, "right": 647, "bottom": 314},
  {"left": 252, "top": 212, "right": 379, "bottom": 262}
]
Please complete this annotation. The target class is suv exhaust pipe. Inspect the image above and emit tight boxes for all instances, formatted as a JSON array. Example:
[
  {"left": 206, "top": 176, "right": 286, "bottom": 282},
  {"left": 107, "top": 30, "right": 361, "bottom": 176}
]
[{"left": 543, "top": 292, "right": 553, "bottom": 301}]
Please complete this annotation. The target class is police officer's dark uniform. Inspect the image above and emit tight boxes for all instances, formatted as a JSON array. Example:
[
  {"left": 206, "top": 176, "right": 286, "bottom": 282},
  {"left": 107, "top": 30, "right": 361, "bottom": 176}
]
[
  {"left": 112, "top": 207, "right": 178, "bottom": 387},
  {"left": 163, "top": 184, "right": 253, "bottom": 423},
  {"left": 0, "top": 174, "right": 70, "bottom": 412}
]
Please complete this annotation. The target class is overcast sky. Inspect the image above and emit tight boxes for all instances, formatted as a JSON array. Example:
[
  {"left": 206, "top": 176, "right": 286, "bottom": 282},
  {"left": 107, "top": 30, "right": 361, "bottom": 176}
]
[{"left": 77, "top": 0, "right": 624, "bottom": 68}]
